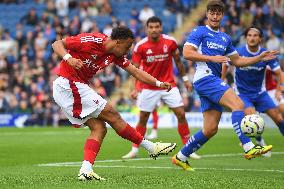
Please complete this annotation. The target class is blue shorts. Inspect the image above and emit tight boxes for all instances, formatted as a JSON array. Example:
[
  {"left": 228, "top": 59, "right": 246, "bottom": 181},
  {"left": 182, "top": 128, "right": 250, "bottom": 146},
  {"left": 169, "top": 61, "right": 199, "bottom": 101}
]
[
  {"left": 193, "top": 75, "right": 230, "bottom": 112},
  {"left": 238, "top": 92, "right": 276, "bottom": 113}
]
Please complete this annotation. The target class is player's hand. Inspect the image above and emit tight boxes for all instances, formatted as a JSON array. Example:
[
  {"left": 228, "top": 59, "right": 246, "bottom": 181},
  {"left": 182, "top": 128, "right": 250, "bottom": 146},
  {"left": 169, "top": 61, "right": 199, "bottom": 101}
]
[
  {"left": 184, "top": 80, "right": 192, "bottom": 92},
  {"left": 160, "top": 82, "right": 172, "bottom": 92},
  {"left": 210, "top": 56, "right": 231, "bottom": 64},
  {"left": 130, "top": 89, "right": 139, "bottom": 100},
  {"left": 67, "top": 58, "right": 84, "bottom": 69},
  {"left": 260, "top": 50, "right": 279, "bottom": 61}
]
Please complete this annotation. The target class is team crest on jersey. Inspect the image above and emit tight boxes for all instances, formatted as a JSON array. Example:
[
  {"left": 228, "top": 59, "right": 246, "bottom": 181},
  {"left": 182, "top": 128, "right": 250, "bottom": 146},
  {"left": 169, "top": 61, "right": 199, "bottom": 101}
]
[
  {"left": 91, "top": 54, "right": 97, "bottom": 60},
  {"left": 163, "top": 44, "right": 168, "bottom": 53},
  {"left": 222, "top": 37, "right": 227, "bottom": 42},
  {"left": 146, "top": 49, "right": 153, "bottom": 54},
  {"left": 208, "top": 33, "right": 214, "bottom": 37}
]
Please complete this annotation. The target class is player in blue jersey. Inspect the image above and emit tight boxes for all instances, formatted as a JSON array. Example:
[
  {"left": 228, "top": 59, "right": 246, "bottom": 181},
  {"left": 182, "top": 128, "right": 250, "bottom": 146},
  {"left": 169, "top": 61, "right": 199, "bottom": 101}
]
[
  {"left": 172, "top": 0, "right": 279, "bottom": 171},
  {"left": 222, "top": 26, "right": 284, "bottom": 157}
]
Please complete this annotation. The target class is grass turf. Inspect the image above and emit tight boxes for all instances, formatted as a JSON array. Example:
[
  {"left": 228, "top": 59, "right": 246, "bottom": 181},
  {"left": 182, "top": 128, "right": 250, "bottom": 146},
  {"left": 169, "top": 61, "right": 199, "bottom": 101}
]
[{"left": 0, "top": 127, "right": 283, "bottom": 189}]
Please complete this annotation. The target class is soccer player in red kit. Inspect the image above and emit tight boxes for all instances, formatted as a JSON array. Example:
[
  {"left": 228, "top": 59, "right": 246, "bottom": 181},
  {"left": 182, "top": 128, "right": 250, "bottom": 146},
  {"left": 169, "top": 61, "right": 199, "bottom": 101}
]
[
  {"left": 266, "top": 69, "right": 284, "bottom": 116},
  {"left": 52, "top": 26, "right": 177, "bottom": 181},
  {"left": 122, "top": 16, "right": 200, "bottom": 160}
]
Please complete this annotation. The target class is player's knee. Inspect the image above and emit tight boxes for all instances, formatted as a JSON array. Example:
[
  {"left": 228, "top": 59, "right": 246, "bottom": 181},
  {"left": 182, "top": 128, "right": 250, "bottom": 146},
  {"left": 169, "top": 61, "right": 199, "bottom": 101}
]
[
  {"left": 203, "top": 126, "right": 218, "bottom": 138},
  {"left": 232, "top": 98, "right": 244, "bottom": 111}
]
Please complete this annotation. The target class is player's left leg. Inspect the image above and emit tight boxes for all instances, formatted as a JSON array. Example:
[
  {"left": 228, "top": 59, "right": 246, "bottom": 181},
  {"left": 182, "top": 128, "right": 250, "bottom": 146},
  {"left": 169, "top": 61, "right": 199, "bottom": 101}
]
[
  {"left": 78, "top": 118, "right": 107, "bottom": 181},
  {"left": 171, "top": 106, "right": 201, "bottom": 160},
  {"left": 123, "top": 89, "right": 163, "bottom": 159},
  {"left": 98, "top": 103, "right": 176, "bottom": 159},
  {"left": 122, "top": 111, "right": 151, "bottom": 159},
  {"left": 173, "top": 109, "right": 221, "bottom": 170}
]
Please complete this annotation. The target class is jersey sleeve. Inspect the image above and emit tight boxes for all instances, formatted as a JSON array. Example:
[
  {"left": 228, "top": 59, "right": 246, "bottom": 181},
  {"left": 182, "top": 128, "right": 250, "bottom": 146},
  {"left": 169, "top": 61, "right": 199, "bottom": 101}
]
[
  {"left": 132, "top": 44, "right": 142, "bottom": 65},
  {"left": 184, "top": 27, "right": 203, "bottom": 49},
  {"left": 113, "top": 55, "right": 130, "bottom": 68},
  {"left": 225, "top": 38, "right": 237, "bottom": 56},
  {"left": 268, "top": 58, "right": 280, "bottom": 71}
]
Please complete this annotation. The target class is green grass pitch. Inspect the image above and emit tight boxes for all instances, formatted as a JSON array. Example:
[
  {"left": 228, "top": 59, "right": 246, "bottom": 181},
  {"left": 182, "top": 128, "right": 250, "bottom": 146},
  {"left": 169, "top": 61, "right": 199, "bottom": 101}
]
[{"left": 0, "top": 127, "right": 284, "bottom": 189}]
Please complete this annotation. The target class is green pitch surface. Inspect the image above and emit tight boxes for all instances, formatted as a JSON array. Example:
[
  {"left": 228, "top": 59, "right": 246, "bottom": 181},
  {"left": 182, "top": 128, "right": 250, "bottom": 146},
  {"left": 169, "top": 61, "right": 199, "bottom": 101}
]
[{"left": 0, "top": 127, "right": 284, "bottom": 189}]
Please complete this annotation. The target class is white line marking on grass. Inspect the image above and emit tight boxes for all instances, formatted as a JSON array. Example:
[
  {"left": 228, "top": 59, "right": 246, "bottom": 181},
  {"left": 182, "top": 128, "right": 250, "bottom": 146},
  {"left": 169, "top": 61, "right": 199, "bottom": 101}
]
[
  {"left": 37, "top": 151, "right": 284, "bottom": 166},
  {"left": 36, "top": 152, "right": 284, "bottom": 174}
]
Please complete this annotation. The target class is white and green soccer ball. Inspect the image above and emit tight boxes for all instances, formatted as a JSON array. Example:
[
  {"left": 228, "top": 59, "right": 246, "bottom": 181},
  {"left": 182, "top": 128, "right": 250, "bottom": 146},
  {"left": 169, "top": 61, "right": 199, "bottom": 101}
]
[{"left": 240, "top": 114, "right": 265, "bottom": 137}]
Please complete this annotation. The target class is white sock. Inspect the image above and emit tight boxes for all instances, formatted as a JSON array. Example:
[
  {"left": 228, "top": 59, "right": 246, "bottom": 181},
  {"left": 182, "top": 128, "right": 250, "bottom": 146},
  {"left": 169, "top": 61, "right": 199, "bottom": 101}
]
[
  {"left": 177, "top": 151, "right": 188, "bottom": 162},
  {"left": 131, "top": 146, "right": 139, "bottom": 154},
  {"left": 150, "top": 129, "right": 157, "bottom": 136},
  {"left": 256, "top": 138, "right": 266, "bottom": 146},
  {"left": 140, "top": 139, "right": 154, "bottom": 153},
  {"left": 243, "top": 141, "right": 255, "bottom": 152},
  {"left": 80, "top": 160, "right": 93, "bottom": 172}
]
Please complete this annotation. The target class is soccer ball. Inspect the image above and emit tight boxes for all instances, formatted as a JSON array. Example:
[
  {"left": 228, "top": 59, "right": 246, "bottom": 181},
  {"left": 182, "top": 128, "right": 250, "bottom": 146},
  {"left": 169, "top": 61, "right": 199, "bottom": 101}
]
[{"left": 240, "top": 114, "right": 265, "bottom": 137}]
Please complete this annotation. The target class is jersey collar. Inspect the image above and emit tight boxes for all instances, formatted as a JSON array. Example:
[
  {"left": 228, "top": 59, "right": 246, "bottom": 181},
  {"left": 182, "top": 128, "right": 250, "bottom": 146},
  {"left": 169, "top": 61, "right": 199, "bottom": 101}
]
[
  {"left": 245, "top": 44, "right": 261, "bottom": 55},
  {"left": 206, "top": 25, "right": 219, "bottom": 33}
]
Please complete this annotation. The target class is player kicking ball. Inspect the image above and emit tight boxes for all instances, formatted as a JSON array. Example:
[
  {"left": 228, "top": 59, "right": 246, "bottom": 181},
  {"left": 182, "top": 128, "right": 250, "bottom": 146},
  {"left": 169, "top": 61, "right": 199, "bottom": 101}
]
[
  {"left": 52, "top": 26, "right": 176, "bottom": 180},
  {"left": 172, "top": 0, "right": 278, "bottom": 171}
]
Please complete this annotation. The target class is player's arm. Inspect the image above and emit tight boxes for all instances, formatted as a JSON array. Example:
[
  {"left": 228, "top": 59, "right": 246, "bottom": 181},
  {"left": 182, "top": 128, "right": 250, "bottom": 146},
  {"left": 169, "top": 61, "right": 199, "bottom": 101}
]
[
  {"left": 173, "top": 49, "right": 192, "bottom": 91},
  {"left": 221, "top": 63, "right": 229, "bottom": 81},
  {"left": 124, "top": 63, "right": 172, "bottom": 91},
  {"left": 229, "top": 50, "right": 279, "bottom": 67},
  {"left": 183, "top": 45, "right": 230, "bottom": 63},
  {"left": 52, "top": 38, "right": 83, "bottom": 69},
  {"left": 130, "top": 61, "right": 140, "bottom": 99},
  {"left": 274, "top": 69, "right": 284, "bottom": 100}
]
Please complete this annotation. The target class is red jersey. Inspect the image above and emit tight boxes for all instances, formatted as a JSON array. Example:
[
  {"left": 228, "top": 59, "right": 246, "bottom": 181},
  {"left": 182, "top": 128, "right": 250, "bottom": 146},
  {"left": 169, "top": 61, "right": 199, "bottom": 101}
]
[
  {"left": 58, "top": 33, "right": 130, "bottom": 84},
  {"left": 265, "top": 69, "right": 277, "bottom": 90},
  {"left": 132, "top": 34, "right": 178, "bottom": 90}
]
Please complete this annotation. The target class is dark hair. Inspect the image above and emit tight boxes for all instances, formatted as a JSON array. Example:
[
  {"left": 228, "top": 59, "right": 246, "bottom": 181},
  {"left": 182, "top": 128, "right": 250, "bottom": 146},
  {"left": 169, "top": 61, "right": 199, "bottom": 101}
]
[
  {"left": 207, "top": 0, "right": 225, "bottom": 12},
  {"left": 244, "top": 26, "right": 263, "bottom": 38},
  {"left": 146, "top": 16, "right": 162, "bottom": 26},
  {"left": 110, "top": 26, "right": 134, "bottom": 40}
]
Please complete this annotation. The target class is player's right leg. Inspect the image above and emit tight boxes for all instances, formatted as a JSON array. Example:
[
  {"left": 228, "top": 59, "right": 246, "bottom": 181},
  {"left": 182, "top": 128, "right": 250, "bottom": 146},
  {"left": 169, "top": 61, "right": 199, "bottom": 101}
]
[
  {"left": 219, "top": 88, "right": 272, "bottom": 159},
  {"left": 172, "top": 109, "right": 220, "bottom": 171},
  {"left": 244, "top": 107, "right": 271, "bottom": 157},
  {"left": 97, "top": 103, "right": 176, "bottom": 159}
]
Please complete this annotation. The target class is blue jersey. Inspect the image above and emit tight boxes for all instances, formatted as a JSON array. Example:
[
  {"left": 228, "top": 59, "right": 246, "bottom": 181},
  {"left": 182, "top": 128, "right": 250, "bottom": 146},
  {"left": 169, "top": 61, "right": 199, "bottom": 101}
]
[
  {"left": 234, "top": 45, "right": 279, "bottom": 96},
  {"left": 185, "top": 25, "right": 237, "bottom": 82}
]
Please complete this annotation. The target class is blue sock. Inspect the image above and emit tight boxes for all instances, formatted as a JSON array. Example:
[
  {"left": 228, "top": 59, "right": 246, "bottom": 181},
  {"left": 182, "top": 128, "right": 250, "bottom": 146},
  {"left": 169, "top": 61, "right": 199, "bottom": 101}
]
[
  {"left": 180, "top": 130, "right": 208, "bottom": 157},
  {"left": 232, "top": 111, "right": 251, "bottom": 145},
  {"left": 277, "top": 121, "right": 284, "bottom": 135}
]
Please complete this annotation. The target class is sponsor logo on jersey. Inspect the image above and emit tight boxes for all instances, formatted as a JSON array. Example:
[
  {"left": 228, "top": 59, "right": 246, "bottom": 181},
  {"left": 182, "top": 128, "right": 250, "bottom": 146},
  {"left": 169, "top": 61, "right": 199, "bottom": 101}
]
[
  {"left": 239, "top": 66, "right": 264, "bottom": 71},
  {"left": 146, "top": 54, "right": 169, "bottom": 63},
  {"left": 206, "top": 41, "right": 226, "bottom": 51}
]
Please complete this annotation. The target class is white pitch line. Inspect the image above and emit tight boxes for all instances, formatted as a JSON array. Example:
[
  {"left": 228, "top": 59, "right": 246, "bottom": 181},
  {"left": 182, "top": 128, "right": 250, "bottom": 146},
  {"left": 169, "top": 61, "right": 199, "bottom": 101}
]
[
  {"left": 36, "top": 153, "right": 284, "bottom": 173},
  {"left": 36, "top": 164, "right": 284, "bottom": 173}
]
